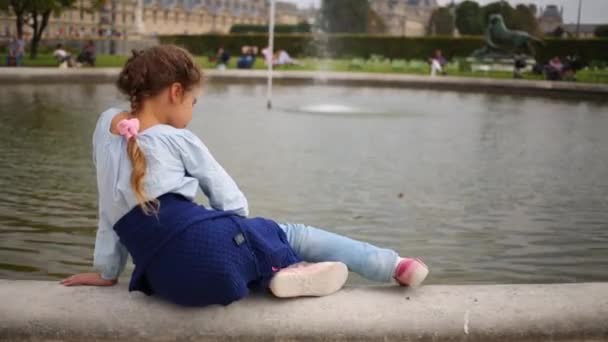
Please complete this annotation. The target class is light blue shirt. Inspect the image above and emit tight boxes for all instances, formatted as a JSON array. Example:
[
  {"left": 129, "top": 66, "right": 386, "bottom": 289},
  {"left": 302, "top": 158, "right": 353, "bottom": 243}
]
[{"left": 92, "top": 108, "right": 249, "bottom": 280}]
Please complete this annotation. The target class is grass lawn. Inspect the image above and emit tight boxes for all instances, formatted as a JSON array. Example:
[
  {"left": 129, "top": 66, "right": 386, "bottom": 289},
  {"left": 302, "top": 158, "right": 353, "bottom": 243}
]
[{"left": 9, "top": 54, "right": 608, "bottom": 85}]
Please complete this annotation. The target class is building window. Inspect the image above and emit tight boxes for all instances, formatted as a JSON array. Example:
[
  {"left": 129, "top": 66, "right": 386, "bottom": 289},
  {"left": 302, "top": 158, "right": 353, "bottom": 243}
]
[
  {"left": 175, "top": 12, "right": 179, "bottom": 23},
  {"left": 164, "top": 10, "right": 169, "bottom": 21},
  {"left": 153, "top": 10, "right": 157, "bottom": 23}
]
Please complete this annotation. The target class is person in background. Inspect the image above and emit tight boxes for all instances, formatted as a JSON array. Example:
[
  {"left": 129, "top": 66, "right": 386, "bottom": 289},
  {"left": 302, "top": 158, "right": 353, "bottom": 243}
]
[
  {"left": 562, "top": 54, "right": 586, "bottom": 82},
  {"left": 77, "top": 40, "right": 96, "bottom": 67},
  {"left": 544, "top": 56, "right": 564, "bottom": 81},
  {"left": 237, "top": 45, "right": 258, "bottom": 69},
  {"left": 6, "top": 34, "right": 25, "bottom": 67},
  {"left": 274, "top": 49, "right": 298, "bottom": 66},
  {"left": 429, "top": 49, "right": 447, "bottom": 77},
  {"left": 262, "top": 46, "right": 273, "bottom": 65},
  {"left": 53, "top": 44, "right": 75, "bottom": 68},
  {"left": 216, "top": 46, "right": 230, "bottom": 70},
  {"left": 513, "top": 55, "right": 527, "bottom": 79}
]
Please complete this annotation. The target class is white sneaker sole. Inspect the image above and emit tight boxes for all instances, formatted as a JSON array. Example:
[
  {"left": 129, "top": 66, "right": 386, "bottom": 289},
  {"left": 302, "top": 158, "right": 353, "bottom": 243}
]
[
  {"left": 407, "top": 264, "right": 429, "bottom": 288},
  {"left": 269, "top": 262, "right": 348, "bottom": 298}
]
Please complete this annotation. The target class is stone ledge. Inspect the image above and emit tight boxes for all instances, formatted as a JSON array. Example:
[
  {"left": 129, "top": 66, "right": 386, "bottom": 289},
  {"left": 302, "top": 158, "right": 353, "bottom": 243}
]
[
  {"left": 0, "top": 68, "right": 607, "bottom": 100},
  {"left": 0, "top": 280, "right": 607, "bottom": 341}
]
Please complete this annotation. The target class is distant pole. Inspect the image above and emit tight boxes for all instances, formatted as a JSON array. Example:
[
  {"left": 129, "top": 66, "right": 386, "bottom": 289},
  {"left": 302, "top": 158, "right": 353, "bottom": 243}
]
[
  {"left": 576, "top": 0, "right": 583, "bottom": 38},
  {"left": 266, "top": 0, "right": 275, "bottom": 110}
]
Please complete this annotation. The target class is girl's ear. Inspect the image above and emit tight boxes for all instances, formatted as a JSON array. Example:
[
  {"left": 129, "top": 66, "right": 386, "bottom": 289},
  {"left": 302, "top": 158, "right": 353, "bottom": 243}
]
[{"left": 169, "top": 82, "right": 184, "bottom": 104}]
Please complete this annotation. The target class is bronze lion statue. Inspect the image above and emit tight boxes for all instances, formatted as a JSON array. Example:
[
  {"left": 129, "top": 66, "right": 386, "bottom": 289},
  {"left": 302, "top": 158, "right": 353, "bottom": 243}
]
[{"left": 472, "top": 14, "right": 543, "bottom": 58}]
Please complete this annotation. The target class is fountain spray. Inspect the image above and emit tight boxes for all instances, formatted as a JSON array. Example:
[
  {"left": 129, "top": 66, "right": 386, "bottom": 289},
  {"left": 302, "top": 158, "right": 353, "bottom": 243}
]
[{"left": 266, "top": 0, "right": 275, "bottom": 110}]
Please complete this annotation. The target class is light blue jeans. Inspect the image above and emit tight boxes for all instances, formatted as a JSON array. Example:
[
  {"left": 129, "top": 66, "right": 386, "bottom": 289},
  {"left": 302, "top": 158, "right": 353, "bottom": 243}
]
[{"left": 278, "top": 223, "right": 399, "bottom": 283}]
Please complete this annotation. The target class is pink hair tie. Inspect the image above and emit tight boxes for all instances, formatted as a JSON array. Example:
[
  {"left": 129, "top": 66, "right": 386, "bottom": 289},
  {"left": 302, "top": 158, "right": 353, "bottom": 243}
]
[{"left": 117, "top": 118, "right": 140, "bottom": 140}]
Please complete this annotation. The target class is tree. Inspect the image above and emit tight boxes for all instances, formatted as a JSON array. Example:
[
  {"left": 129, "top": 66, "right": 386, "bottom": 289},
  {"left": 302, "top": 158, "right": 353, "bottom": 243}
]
[
  {"left": 481, "top": 2, "right": 540, "bottom": 35},
  {"left": 595, "top": 25, "right": 608, "bottom": 38},
  {"left": 428, "top": 7, "right": 454, "bottom": 36},
  {"left": 513, "top": 4, "right": 539, "bottom": 35},
  {"left": 320, "top": 0, "right": 369, "bottom": 33},
  {"left": 455, "top": 0, "right": 483, "bottom": 35},
  {"left": 481, "top": 1, "right": 516, "bottom": 30},
  {"left": 0, "top": 0, "right": 26, "bottom": 37},
  {"left": 551, "top": 26, "right": 565, "bottom": 38},
  {"left": 528, "top": 4, "right": 538, "bottom": 17},
  {"left": 0, "top": 0, "right": 76, "bottom": 58}
]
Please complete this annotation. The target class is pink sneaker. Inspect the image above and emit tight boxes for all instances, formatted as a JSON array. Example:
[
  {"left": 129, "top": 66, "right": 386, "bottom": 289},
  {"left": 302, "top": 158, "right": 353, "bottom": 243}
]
[
  {"left": 394, "top": 258, "right": 429, "bottom": 287},
  {"left": 269, "top": 262, "right": 348, "bottom": 298}
]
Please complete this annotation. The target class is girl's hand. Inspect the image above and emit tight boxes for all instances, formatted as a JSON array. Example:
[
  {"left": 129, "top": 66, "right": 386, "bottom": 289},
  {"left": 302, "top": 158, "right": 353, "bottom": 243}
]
[{"left": 60, "top": 273, "right": 117, "bottom": 287}]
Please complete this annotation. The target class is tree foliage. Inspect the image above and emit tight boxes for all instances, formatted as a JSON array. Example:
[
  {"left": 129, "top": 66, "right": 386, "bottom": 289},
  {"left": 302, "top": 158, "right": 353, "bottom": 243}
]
[
  {"left": 551, "top": 26, "right": 565, "bottom": 38},
  {"left": 513, "top": 4, "right": 540, "bottom": 35},
  {"left": 481, "top": 2, "right": 516, "bottom": 29},
  {"left": 0, "top": 0, "right": 76, "bottom": 58},
  {"left": 455, "top": 0, "right": 483, "bottom": 35},
  {"left": 595, "top": 25, "right": 608, "bottom": 38},
  {"left": 320, "top": 0, "right": 369, "bottom": 33},
  {"left": 428, "top": 7, "right": 454, "bottom": 36},
  {"left": 480, "top": 1, "right": 539, "bottom": 35}
]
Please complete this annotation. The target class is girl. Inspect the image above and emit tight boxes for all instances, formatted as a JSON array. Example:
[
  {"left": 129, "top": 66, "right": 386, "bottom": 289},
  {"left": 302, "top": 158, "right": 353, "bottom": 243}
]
[{"left": 61, "top": 45, "right": 429, "bottom": 307}]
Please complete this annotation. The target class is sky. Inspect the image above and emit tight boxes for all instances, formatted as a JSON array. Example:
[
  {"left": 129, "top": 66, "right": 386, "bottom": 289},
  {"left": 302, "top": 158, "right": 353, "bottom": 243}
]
[{"left": 284, "top": 0, "right": 608, "bottom": 24}]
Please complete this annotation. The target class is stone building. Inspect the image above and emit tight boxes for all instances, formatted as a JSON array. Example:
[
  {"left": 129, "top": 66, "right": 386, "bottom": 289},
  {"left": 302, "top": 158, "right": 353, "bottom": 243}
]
[
  {"left": 0, "top": 0, "right": 307, "bottom": 38},
  {"left": 369, "top": 0, "right": 438, "bottom": 37},
  {"left": 537, "top": 4, "right": 563, "bottom": 35},
  {"left": 557, "top": 23, "right": 601, "bottom": 38},
  {"left": 142, "top": 0, "right": 270, "bottom": 35},
  {"left": 274, "top": 1, "right": 301, "bottom": 25}
]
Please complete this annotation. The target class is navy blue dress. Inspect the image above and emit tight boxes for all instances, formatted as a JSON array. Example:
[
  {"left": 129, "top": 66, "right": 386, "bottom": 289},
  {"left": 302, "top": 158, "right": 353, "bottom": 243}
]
[{"left": 113, "top": 194, "right": 301, "bottom": 307}]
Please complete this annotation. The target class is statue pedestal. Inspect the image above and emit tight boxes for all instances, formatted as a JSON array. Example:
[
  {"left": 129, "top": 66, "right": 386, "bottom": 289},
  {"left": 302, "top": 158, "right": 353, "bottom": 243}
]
[{"left": 465, "top": 57, "right": 536, "bottom": 74}]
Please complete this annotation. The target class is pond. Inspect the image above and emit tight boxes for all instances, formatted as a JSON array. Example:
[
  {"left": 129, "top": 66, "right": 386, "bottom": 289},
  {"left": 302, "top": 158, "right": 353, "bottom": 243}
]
[{"left": 0, "top": 82, "right": 607, "bottom": 285}]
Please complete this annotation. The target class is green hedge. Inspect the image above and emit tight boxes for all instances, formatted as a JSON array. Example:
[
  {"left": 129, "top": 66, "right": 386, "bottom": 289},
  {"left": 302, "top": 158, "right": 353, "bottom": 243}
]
[
  {"left": 538, "top": 39, "right": 608, "bottom": 63},
  {"left": 160, "top": 34, "right": 608, "bottom": 62},
  {"left": 230, "top": 23, "right": 311, "bottom": 34}
]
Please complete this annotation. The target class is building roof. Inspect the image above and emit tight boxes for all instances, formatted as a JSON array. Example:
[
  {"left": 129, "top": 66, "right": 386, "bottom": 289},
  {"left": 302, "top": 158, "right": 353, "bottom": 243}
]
[
  {"left": 561, "top": 23, "right": 603, "bottom": 34},
  {"left": 540, "top": 5, "right": 562, "bottom": 20},
  {"left": 144, "top": 0, "right": 266, "bottom": 16},
  {"left": 406, "top": 0, "right": 437, "bottom": 7}
]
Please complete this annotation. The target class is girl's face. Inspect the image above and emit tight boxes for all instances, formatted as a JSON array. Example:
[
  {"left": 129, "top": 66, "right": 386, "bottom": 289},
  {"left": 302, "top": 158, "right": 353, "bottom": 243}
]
[{"left": 165, "top": 84, "right": 200, "bottom": 128}]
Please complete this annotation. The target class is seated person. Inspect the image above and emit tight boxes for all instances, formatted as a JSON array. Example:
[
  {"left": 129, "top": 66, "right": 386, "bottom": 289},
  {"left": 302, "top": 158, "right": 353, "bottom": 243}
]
[
  {"left": 262, "top": 46, "right": 273, "bottom": 65},
  {"left": 216, "top": 47, "right": 230, "bottom": 70},
  {"left": 237, "top": 46, "right": 257, "bottom": 69},
  {"left": 561, "top": 54, "right": 586, "bottom": 82},
  {"left": 274, "top": 49, "right": 298, "bottom": 67},
  {"left": 513, "top": 55, "right": 527, "bottom": 79},
  {"left": 429, "top": 49, "right": 447, "bottom": 76},
  {"left": 77, "top": 40, "right": 96, "bottom": 67},
  {"left": 53, "top": 44, "right": 74, "bottom": 68},
  {"left": 544, "top": 56, "right": 563, "bottom": 81}
]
